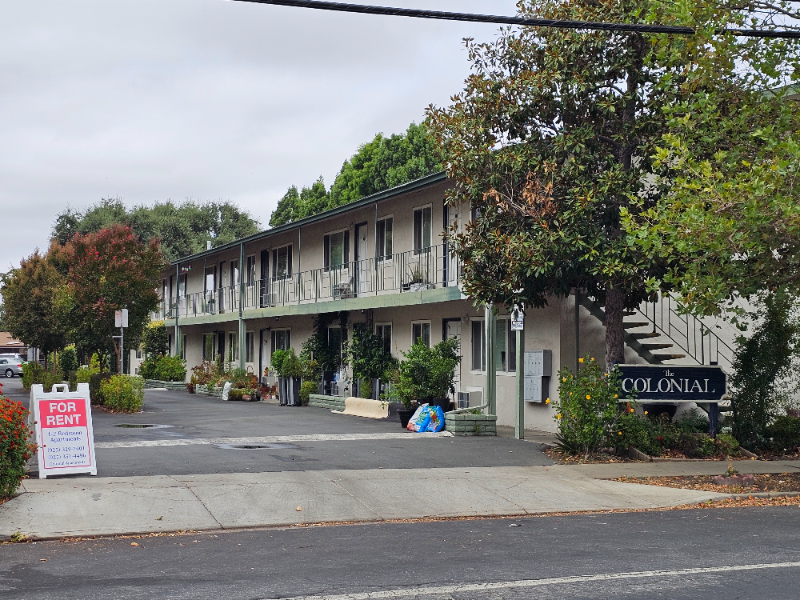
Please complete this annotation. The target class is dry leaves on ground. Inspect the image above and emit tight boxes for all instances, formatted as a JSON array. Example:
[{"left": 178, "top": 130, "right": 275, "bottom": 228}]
[{"left": 614, "top": 473, "right": 800, "bottom": 494}]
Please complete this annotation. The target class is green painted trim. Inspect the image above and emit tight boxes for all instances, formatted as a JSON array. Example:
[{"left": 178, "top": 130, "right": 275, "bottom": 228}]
[
  {"left": 165, "top": 286, "right": 465, "bottom": 327},
  {"left": 166, "top": 172, "right": 448, "bottom": 266}
]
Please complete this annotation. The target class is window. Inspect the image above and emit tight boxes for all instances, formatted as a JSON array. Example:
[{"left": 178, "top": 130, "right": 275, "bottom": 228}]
[
  {"left": 471, "top": 318, "right": 516, "bottom": 372},
  {"left": 272, "top": 245, "right": 292, "bottom": 279},
  {"left": 135, "top": 346, "right": 142, "bottom": 359},
  {"left": 471, "top": 320, "right": 485, "bottom": 371},
  {"left": 204, "top": 266, "right": 216, "bottom": 292},
  {"left": 376, "top": 218, "right": 393, "bottom": 260},
  {"left": 181, "top": 335, "right": 187, "bottom": 361},
  {"left": 324, "top": 230, "right": 350, "bottom": 271},
  {"left": 246, "top": 255, "right": 256, "bottom": 286},
  {"left": 328, "top": 327, "right": 346, "bottom": 366},
  {"left": 227, "top": 332, "right": 238, "bottom": 362},
  {"left": 413, "top": 206, "right": 432, "bottom": 253},
  {"left": 412, "top": 322, "right": 431, "bottom": 347},
  {"left": 376, "top": 323, "right": 392, "bottom": 355},
  {"left": 230, "top": 260, "right": 240, "bottom": 287},
  {"left": 203, "top": 333, "right": 215, "bottom": 360},
  {"left": 178, "top": 274, "right": 187, "bottom": 298},
  {"left": 246, "top": 331, "right": 255, "bottom": 363},
  {"left": 271, "top": 329, "right": 291, "bottom": 354}
]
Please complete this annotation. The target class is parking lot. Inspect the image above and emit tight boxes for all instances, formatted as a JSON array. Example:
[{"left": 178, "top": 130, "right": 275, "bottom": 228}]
[{"left": 3, "top": 377, "right": 553, "bottom": 477}]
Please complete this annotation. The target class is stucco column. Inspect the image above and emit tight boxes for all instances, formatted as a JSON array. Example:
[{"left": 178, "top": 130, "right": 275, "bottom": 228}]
[{"left": 238, "top": 242, "right": 246, "bottom": 370}]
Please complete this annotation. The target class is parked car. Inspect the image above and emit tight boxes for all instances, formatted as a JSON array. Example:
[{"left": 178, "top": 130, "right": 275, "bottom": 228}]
[{"left": 0, "top": 355, "right": 24, "bottom": 378}]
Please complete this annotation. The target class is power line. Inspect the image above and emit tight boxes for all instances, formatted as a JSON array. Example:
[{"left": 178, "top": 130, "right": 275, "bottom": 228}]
[{"left": 231, "top": 0, "right": 800, "bottom": 38}]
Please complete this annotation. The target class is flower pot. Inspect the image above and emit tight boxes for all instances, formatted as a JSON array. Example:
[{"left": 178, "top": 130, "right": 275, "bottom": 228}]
[
  {"left": 398, "top": 408, "right": 414, "bottom": 429},
  {"left": 431, "top": 397, "right": 451, "bottom": 413}
]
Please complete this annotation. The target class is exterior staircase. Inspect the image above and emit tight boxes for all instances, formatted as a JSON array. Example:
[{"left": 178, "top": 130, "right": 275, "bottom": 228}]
[{"left": 579, "top": 293, "right": 734, "bottom": 370}]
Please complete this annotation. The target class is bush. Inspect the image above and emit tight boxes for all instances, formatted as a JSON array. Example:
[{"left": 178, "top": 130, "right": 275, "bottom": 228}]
[
  {"left": 139, "top": 355, "right": 186, "bottom": 382},
  {"left": 765, "top": 416, "right": 800, "bottom": 453},
  {"left": 75, "top": 364, "right": 98, "bottom": 386},
  {"left": 553, "top": 356, "right": 622, "bottom": 457},
  {"left": 385, "top": 338, "right": 461, "bottom": 409},
  {"left": 89, "top": 372, "right": 113, "bottom": 405},
  {"left": 59, "top": 346, "right": 78, "bottom": 379},
  {"left": 191, "top": 361, "right": 217, "bottom": 386},
  {"left": 142, "top": 322, "right": 169, "bottom": 357},
  {"left": 100, "top": 375, "right": 145, "bottom": 413},
  {"left": 21, "top": 362, "right": 63, "bottom": 392},
  {"left": 300, "top": 381, "right": 317, "bottom": 405},
  {"left": 0, "top": 386, "right": 36, "bottom": 499}
]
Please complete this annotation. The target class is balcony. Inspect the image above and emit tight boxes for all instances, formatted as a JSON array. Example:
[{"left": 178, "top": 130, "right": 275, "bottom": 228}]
[{"left": 152, "top": 244, "right": 460, "bottom": 321}]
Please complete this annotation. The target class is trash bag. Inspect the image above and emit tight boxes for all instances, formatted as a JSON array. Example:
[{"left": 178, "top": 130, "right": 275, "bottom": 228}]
[
  {"left": 222, "top": 381, "right": 232, "bottom": 402},
  {"left": 407, "top": 404, "right": 431, "bottom": 433},
  {"left": 426, "top": 405, "right": 445, "bottom": 433}
]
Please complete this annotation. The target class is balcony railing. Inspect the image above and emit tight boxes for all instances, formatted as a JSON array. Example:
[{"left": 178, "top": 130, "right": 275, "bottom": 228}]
[{"left": 151, "top": 244, "right": 460, "bottom": 320}]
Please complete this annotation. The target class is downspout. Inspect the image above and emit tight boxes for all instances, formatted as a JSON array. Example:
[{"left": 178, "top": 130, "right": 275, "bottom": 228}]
[
  {"left": 175, "top": 262, "right": 181, "bottom": 358},
  {"left": 238, "top": 242, "right": 246, "bottom": 370}
]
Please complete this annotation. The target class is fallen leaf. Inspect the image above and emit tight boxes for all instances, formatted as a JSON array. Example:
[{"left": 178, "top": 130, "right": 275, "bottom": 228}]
[
  {"left": 155, "top": 516, "right": 163, "bottom": 521},
  {"left": 296, "top": 506, "right": 302, "bottom": 512},
  {"left": 130, "top": 542, "right": 139, "bottom": 547}
]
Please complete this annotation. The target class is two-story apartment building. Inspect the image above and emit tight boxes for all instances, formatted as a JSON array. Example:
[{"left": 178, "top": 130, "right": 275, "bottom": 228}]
[{"left": 141, "top": 172, "right": 665, "bottom": 432}]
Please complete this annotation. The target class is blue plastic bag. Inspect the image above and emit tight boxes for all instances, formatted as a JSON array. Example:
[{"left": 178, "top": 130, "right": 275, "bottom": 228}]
[
  {"left": 426, "top": 405, "right": 445, "bottom": 433},
  {"left": 407, "top": 404, "right": 431, "bottom": 432}
]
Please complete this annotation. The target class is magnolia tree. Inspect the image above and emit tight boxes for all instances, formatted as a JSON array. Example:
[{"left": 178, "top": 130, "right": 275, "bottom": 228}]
[{"left": 428, "top": 0, "right": 800, "bottom": 367}]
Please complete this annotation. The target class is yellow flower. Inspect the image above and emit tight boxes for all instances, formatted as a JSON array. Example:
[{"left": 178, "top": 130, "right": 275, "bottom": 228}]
[
  {"left": 557, "top": 414, "right": 562, "bottom": 420},
  {"left": 578, "top": 358, "right": 584, "bottom": 363},
  {"left": 545, "top": 398, "right": 551, "bottom": 404},
  {"left": 644, "top": 411, "right": 648, "bottom": 415},
  {"left": 618, "top": 431, "right": 623, "bottom": 436},
  {"left": 562, "top": 377, "right": 567, "bottom": 382},
  {"left": 629, "top": 408, "right": 635, "bottom": 413},
  {"left": 586, "top": 394, "right": 591, "bottom": 400},
  {"left": 614, "top": 394, "right": 618, "bottom": 399},
  {"left": 590, "top": 357, "right": 595, "bottom": 362}
]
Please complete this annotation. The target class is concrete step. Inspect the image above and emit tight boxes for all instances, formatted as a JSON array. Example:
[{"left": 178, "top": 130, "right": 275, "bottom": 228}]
[
  {"left": 640, "top": 343, "right": 674, "bottom": 351},
  {"left": 629, "top": 331, "right": 661, "bottom": 339},
  {"left": 652, "top": 353, "right": 687, "bottom": 361},
  {"left": 622, "top": 321, "right": 651, "bottom": 329}
]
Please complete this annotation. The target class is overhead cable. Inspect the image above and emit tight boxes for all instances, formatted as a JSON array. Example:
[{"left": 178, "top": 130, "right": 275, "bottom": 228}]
[{"left": 231, "top": 0, "right": 800, "bottom": 39}]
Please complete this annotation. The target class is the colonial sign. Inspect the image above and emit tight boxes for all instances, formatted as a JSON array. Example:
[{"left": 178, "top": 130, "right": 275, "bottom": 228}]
[
  {"left": 29, "top": 383, "right": 97, "bottom": 478},
  {"left": 616, "top": 365, "right": 726, "bottom": 402}
]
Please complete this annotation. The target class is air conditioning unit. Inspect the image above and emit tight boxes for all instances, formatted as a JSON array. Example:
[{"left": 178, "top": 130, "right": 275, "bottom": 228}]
[{"left": 457, "top": 392, "right": 470, "bottom": 409}]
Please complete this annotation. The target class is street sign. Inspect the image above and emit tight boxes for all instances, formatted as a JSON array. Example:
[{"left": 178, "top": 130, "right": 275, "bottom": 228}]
[
  {"left": 29, "top": 383, "right": 97, "bottom": 478},
  {"left": 115, "top": 309, "right": 129, "bottom": 328},
  {"left": 510, "top": 307, "right": 524, "bottom": 331},
  {"left": 616, "top": 365, "right": 726, "bottom": 402}
]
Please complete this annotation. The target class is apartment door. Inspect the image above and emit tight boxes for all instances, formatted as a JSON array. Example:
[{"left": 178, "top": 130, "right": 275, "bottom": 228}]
[
  {"left": 354, "top": 222, "right": 369, "bottom": 295},
  {"left": 444, "top": 319, "right": 462, "bottom": 393},
  {"left": 260, "top": 250, "right": 270, "bottom": 307},
  {"left": 445, "top": 206, "right": 459, "bottom": 285}
]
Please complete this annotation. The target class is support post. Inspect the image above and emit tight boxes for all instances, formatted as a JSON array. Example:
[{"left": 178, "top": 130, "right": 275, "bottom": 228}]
[
  {"left": 708, "top": 403, "right": 720, "bottom": 438},
  {"left": 485, "top": 304, "right": 496, "bottom": 415},
  {"left": 515, "top": 320, "right": 525, "bottom": 440},
  {"left": 175, "top": 262, "right": 181, "bottom": 359},
  {"left": 120, "top": 326, "right": 124, "bottom": 375},
  {"left": 238, "top": 242, "right": 246, "bottom": 370}
]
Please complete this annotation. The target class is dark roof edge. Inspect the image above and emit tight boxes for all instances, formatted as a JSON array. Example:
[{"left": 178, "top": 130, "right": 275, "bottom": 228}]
[{"left": 168, "top": 171, "right": 448, "bottom": 266}]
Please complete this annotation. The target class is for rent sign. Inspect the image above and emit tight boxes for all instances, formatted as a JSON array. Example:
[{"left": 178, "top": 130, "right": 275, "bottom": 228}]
[
  {"left": 30, "top": 383, "right": 97, "bottom": 478},
  {"left": 616, "top": 365, "right": 726, "bottom": 402}
]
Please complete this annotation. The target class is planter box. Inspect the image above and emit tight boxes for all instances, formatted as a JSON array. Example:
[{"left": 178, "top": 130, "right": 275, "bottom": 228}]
[
  {"left": 144, "top": 380, "right": 187, "bottom": 391},
  {"left": 308, "top": 394, "right": 347, "bottom": 412},
  {"left": 445, "top": 413, "right": 497, "bottom": 436},
  {"left": 196, "top": 384, "right": 223, "bottom": 398}
]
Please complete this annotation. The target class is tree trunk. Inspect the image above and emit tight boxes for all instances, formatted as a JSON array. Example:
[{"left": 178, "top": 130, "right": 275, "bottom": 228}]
[{"left": 605, "top": 286, "right": 626, "bottom": 370}]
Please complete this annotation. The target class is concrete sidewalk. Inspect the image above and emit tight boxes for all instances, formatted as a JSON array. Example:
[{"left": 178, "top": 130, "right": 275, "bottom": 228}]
[{"left": 1, "top": 465, "right": 726, "bottom": 540}]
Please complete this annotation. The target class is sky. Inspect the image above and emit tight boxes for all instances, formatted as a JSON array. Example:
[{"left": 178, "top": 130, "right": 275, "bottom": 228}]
[{"left": 0, "top": 0, "right": 520, "bottom": 274}]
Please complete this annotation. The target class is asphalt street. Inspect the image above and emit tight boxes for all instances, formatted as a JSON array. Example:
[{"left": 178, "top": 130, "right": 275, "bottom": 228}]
[
  {"left": 4, "top": 377, "right": 553, "bottom": 476},
  {"left": 1, "top": 506, "right": 799, "bottom": 599}
]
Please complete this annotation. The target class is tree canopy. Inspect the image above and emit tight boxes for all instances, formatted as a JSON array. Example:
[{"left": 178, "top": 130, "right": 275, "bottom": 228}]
[
  {"left": 52, "top": 198, "right": 260, "bottom": 262},
  {"left": 269, "top": 122, "right": 441, "bottom": 227},
  {"left": 428, "top": 0, "right": 800, "bottom": 366}
]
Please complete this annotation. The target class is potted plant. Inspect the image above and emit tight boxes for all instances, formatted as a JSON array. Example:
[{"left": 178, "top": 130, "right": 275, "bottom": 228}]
[
  {"left": 274, "top": 349, "right": 303, "bottom": 406},
  {"left": 383, "top": 367, "right": 415, "bottom": 428},
  {"left": 343, "top": 327, "right": 397, "bottom": 401},
  {"left": 406, "top": 265, "right": 429, "bottom": 292}
]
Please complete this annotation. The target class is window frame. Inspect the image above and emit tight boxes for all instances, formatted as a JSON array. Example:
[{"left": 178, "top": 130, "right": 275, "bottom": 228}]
[
  {"left": 413, "top": 205, "right": 433, "bottom": 254},
  {"left": 246, "top": 331, "right": 255, "bottom": 363},
  {"left": 375, "top": 322, "right": 393, "bottom": 356},
  {"left": 411, "top": 320, "right": 431, "bottom": 348},
  {"left": 375, "top": 217, "right": 393, "bottom": 261},
  {"left": 272, "top": 245, "right": 293, "bottom": 280},
  {"left": 470, "top": 317, "right": 516, "bottom": 374},
  {"left": 324, "top": 228, "right": 350, "bottom": 272}
]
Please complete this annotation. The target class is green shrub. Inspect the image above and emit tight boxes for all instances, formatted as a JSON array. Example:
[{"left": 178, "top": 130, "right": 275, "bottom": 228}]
[
  {"left": 271, "top": 349, "right": 289, "bottom": 375},
  {"left": 675, "top": 409, "right": 709, "bottom": 434},
  {"left": 716, "top": 433, "right": 740, "bottom": 456},
  {"left": 553, "top": 356, "right": 623, "bottom": 458},
  {"left": 139, "top": 355, "right": 186, "bottom": 382},
  {"left": 59, "top": 346, "right": 78, "bottom": 379},
  {"left": 300, "top": 381, "right": 317, "bottom": 405},
  {"left": 142, "top": 322, "right": 169, "bottom": 357},
  {"left": 75, "top": 365, "right": 97, "bottom": 386},
  {"left": 0, "top": 389, "right": 36, "bottom": 499},
  {"left": 274, "top": 349, "right": 303, "bottom": 378},
  {"left": 765, "top": 416, "right": 800, "bottom": 453},
  {"left": 21, "top": 362, "right": 63, "bottom": 392},
  {"left": 89, "top": 372, "right": 113, "bottom": 405},
  {"left": 100, "top": 375, "right": 144, "bottom": 413},
  {"left": 228, "top": 388, "right": 244, "bottom": 401}
]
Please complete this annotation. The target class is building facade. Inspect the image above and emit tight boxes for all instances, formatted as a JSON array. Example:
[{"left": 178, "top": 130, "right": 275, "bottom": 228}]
[{"left": 141, "top": 172, "right": 724, "bottom": 432}]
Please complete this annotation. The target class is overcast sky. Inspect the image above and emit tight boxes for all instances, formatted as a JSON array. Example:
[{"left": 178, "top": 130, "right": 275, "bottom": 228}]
[{"left": 0, "top": 0, "right": 519, "bottom": 274}]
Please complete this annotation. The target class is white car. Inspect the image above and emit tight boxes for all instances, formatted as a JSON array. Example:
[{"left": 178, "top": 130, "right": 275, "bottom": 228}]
[{"left": 0, "top": 354, "right": 26, "bottom": 378}]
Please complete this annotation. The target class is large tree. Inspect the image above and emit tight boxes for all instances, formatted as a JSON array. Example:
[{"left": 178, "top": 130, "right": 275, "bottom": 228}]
[
  {"left": 51, "top": 225, "right": 164, "bottom": 369},
  {"left": 52, "top": 199, "right": 260, "bottom": 262},
  {"left": 1, "top": 251, "right": 69, "bottom": 365},
  {"left": 427, "top": 0, "right": 798, "bottom": 367},
  {"left": 270, "top": 122, "right": 441, "bottom": 227}
]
